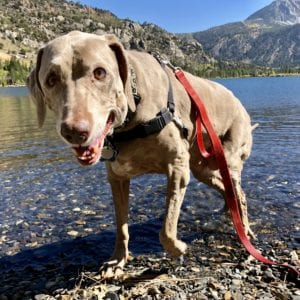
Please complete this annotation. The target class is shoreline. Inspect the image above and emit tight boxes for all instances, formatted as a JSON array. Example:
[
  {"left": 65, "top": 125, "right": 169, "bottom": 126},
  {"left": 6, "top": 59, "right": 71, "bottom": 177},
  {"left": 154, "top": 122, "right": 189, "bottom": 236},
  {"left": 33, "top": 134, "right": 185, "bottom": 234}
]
[
  {"left": 1, "top": 74, "right": 300, "bottom": 88},
  {"left": 1, "top": 229, "right": 298, "bottom": 299}
]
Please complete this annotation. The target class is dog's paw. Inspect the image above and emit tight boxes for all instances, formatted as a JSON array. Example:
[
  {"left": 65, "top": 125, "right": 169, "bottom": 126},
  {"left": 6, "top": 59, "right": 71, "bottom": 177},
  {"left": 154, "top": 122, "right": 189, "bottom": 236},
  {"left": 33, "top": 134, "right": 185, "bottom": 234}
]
[
  {"left": 99, "top": 258, "right": 126, "bottom": 279},
  {"left": 160, "top": 235, "right": 187, "bottom": 257}
]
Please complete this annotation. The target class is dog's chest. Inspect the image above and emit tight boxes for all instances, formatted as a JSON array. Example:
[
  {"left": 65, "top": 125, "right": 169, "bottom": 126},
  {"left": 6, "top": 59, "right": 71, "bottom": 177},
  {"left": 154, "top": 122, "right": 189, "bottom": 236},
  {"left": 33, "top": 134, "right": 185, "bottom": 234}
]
[
  {"left": 110, "top": 160, "right": 136, "bottom": 177},
  {"left": 109, "top": 144, "right": 166, "bottom": 178}
]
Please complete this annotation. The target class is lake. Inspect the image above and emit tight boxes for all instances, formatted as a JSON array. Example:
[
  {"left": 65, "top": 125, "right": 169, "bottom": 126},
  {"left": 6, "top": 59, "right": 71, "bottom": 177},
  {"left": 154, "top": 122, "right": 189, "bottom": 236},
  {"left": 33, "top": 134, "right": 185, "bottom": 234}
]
[{"left": 0, "top": 77, "right": 299, "bottom": 293}]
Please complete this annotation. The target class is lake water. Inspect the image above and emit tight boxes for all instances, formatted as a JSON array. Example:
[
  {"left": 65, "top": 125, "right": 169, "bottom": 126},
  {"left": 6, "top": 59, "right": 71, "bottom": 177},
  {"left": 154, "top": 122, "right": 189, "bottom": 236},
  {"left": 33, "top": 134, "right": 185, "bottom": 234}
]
[{"left": 0, "top": 77, "right": 299, "bottom": 294}]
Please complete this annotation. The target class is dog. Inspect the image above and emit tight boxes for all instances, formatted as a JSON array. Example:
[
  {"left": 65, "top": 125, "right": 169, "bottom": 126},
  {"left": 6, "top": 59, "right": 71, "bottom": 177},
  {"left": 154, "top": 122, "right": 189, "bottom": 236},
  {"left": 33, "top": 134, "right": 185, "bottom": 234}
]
[{"left": 27, "top": 31, "right": 255, "bottom": 278}]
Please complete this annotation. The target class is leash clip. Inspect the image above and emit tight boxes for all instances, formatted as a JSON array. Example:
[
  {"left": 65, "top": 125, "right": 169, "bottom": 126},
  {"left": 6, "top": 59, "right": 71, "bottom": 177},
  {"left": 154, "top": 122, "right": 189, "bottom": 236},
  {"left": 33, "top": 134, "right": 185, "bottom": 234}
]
[{"left": 151, "top": 51, "right": 180, "bottom": 72}]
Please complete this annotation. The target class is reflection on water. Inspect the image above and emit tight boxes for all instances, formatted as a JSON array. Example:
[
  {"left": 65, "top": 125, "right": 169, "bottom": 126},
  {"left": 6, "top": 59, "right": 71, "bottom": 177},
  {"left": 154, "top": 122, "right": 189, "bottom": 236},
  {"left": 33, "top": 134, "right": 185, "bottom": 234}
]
[
  {"left": 0, "top": 77, "right": 299, "bottom": 261},
  {"left": 0, "top": 95, "right": 58, "bottom": 170}
]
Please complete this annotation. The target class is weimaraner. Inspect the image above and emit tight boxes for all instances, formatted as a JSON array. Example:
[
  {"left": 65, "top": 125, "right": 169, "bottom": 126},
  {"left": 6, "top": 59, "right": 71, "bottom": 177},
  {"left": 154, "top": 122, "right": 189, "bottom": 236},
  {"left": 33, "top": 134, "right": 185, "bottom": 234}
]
[{"left": 27, "top": 31, "right": 255, "bottom": 278}]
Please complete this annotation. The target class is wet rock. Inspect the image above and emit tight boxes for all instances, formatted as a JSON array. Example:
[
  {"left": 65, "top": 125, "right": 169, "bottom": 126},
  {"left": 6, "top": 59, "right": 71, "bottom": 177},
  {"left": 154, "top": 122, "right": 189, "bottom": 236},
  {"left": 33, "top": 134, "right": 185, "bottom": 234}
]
[{"left": 104, "top": 291, "right": 119, "bottom": 300}]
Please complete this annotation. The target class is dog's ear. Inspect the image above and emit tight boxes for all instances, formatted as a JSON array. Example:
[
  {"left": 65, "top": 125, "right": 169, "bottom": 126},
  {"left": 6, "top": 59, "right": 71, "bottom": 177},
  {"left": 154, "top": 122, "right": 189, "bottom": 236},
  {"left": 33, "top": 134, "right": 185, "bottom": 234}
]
[
  {"left": 27, "top": 48, "right": 46, "bottom": 128},
  {"left": 105, "top": 35, "right": 135, "bottom": 113}
]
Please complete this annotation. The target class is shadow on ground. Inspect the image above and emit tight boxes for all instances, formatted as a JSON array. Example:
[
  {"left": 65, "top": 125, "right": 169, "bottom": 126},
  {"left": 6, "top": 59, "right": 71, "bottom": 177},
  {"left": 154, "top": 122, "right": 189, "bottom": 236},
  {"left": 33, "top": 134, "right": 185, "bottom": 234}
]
[{"left": 0, "top": 219, "right": 164, "bottom": 298}]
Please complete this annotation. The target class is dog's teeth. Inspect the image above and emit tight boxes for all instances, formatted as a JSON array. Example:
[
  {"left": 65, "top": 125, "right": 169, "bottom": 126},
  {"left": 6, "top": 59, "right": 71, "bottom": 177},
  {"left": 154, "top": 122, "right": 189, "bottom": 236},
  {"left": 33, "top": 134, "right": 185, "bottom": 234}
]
[
  {"left": 78, "top": 154, "right": 96, "bottom": 161},
  {"left": 78, "top": 156, "right": 88, "bottom": 160}
]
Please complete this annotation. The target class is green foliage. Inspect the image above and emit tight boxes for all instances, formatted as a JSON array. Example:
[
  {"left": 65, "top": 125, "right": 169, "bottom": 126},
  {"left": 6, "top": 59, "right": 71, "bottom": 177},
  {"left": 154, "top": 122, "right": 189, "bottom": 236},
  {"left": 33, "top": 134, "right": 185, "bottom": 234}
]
[
  {"left": 0, "top": 57, "right": 30, "bottom": 86},
  {"left": 174, "top": 59, "right": 300, "bottom": 79}
]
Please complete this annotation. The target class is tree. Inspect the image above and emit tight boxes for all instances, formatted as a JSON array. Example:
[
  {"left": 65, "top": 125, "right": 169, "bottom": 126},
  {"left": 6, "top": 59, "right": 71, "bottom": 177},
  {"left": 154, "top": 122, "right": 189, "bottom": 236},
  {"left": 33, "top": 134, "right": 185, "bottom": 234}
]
[{"left": 2, "top": 56, "right": 30, "bottom": 85}]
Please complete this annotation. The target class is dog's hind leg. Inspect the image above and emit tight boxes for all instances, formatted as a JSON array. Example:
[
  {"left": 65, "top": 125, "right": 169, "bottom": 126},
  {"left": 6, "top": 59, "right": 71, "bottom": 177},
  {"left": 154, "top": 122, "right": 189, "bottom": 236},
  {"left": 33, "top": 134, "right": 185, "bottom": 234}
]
[
  {"left": 100, "top": 167, "right": 130, "bottom": 278},
  {"left": 191, "top": 162, "right": 255, "bottom": 239},
  {"left": 160, "top": 156, "right": 190, "bottom": 257},
  {"left": 230, "top": 171, "right": 255, "bottom": 239},
  {"left": 221, "top": 117, "right": 255, "bottom": 239}
]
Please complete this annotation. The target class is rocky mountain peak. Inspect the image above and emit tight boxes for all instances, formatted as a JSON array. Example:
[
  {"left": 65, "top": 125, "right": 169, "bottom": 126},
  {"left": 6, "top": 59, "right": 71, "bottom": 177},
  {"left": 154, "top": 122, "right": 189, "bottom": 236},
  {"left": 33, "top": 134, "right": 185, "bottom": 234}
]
[
  {"left": 246, "top": 0, "right": 300, "bottom": 26},
  {"left": 191, "top": 0, "right": 300, "bottom": 67}
]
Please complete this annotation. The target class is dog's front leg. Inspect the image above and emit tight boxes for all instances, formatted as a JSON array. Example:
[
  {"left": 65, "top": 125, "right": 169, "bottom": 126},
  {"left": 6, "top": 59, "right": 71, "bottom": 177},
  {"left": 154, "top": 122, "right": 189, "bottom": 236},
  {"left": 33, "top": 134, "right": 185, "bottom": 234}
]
[
  {"left": 160, "top": 157, "right": 190, "bottom": 257},
  {"left": 100, "top": 168, "right": 130, "bottom": 279}
]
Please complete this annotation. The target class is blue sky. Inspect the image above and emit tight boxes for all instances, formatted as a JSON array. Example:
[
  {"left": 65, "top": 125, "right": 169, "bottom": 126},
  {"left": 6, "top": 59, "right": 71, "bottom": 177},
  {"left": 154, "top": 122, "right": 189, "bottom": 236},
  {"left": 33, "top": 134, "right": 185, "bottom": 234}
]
[{"left": 76, "top": 0, "right": 274, "bottom": 33}]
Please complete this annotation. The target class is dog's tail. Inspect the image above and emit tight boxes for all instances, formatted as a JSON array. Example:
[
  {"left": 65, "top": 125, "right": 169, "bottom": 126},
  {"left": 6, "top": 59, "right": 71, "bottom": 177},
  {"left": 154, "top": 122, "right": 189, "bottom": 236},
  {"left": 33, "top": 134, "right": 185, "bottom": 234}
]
[{"left": 251, "top": 123, "right": 259, "bottom": 131}]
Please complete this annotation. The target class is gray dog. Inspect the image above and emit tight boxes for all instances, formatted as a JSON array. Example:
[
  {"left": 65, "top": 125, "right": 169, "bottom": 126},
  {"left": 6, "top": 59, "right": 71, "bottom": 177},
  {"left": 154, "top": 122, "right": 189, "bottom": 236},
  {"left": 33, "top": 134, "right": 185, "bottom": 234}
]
[{"left": 27, "top": 31, "right": 255, "bottom": 278}]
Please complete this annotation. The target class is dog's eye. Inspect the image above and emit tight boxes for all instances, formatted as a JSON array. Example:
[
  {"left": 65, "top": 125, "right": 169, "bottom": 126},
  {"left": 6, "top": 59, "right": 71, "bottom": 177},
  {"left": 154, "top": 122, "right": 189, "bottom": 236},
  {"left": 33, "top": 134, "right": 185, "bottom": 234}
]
[
  {"left": 93, "top": 67, "right": 106, "bottom": 81},
  {"left": 46, "top": 73, "right": 59, "bottom": 88}
]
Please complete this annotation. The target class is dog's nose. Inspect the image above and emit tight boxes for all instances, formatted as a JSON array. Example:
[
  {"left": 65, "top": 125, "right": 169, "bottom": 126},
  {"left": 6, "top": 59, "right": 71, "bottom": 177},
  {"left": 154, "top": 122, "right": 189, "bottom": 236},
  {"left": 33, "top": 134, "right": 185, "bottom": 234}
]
[{"left": 61, "top": 121, "right": 90, "bottom": 145}]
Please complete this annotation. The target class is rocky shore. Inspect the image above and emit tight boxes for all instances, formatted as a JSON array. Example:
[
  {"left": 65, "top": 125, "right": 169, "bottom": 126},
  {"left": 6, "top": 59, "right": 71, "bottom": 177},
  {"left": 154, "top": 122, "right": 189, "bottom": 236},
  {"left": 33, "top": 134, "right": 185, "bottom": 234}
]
[
  {"left": 0, "top": 223, "right": 299, "bottom": 300},
  {"left": 42, "top": 250, "right": 299, "bottom": 300}
]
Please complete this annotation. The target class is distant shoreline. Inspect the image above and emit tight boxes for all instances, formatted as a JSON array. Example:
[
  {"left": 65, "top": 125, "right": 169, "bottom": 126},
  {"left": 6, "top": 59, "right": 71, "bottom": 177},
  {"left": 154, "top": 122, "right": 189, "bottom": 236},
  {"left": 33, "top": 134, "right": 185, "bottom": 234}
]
[
  {"left": 0, "top": 84, "right": 26, "bottom": 88},
  {"left": 211, "top": 73, "right": 300, "bottom": 80},
  {"left": 1, "top": 73, "right": 300, "bottom": 88}
]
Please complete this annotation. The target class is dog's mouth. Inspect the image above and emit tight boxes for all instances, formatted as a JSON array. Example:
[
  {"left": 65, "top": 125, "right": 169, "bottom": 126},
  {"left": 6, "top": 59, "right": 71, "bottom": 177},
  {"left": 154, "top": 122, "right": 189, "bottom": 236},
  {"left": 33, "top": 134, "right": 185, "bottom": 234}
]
[{"left": 72, "top": 113, "right": 115, "bottom": 166}]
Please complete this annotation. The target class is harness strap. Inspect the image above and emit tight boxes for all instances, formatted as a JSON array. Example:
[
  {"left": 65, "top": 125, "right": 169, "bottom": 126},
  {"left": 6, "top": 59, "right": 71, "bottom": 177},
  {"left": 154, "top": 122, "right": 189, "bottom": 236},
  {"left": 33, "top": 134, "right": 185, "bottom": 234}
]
[
  {"left": 174, "top": 69, "right": 299, "bottom": 277},
  {"left": 113, "top": 108, "right": 173, "bottom": 142},
  {"left": 101, "top": 60, "right": 178, "bottom": 161},
  {"left": 110, "top": 59, "right": 182, "bottom": 145},
  {"left": 164, "top": 67, "right": 175, "bottom": 114}
]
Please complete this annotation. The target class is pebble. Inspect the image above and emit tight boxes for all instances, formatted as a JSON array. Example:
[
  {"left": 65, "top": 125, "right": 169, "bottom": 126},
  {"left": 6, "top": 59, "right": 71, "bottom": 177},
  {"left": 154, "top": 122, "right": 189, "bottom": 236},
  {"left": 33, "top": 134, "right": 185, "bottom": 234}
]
[
  {"left": 209, "top": 288, "right": 219, "bottom": 300},
  {"left": 81, "top": 209, "right": 96, "bottom": 215},
  {"left": 66, "top": 230, "right": 79, "bottom": 237},
  {"left": 104, "top": 291, "right": 119, "bottom": 300},
  {"left": 34, "top": 295, "right": 55, "bottom": 300},
  {"left": 190, "top": 266, "right": 201, "bottom": 272},
  {"left": 231, "top": 279, "right": 242, "bottom": 287},
  {"left": 262, "top": 269, "right": 276, "bottom": 282},
  {"left": 290, "top": 250, "right": 299, "bottom": 264}
]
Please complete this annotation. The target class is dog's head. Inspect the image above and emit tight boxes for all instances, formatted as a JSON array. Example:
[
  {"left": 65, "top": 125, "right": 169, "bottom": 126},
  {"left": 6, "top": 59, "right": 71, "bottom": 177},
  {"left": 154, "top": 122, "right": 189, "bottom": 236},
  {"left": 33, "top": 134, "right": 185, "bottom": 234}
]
[{"left": 27, "top": 31, "right": 134, "bottom": 165}]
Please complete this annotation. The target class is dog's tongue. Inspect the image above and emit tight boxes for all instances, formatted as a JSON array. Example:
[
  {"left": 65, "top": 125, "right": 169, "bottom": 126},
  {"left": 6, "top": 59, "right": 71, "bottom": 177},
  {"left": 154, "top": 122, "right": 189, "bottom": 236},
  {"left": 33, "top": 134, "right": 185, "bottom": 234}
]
[{"left": 73, "top": 114, "right": 114, "bottom": 165}]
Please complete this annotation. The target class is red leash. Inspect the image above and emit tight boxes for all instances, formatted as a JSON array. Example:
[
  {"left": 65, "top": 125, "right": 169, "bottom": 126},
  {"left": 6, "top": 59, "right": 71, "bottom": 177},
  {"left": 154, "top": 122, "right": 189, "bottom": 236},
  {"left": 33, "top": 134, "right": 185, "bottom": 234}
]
[{"left": 174, "top": 69, "right": 299, "bottom": 277}]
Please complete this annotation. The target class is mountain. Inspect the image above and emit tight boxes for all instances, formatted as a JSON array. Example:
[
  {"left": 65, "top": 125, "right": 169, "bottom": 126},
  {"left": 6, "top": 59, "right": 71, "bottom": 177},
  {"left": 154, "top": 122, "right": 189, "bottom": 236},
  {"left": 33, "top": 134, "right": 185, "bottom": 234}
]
[
  {"left": 246, "top": 0, "right": 300, "bottom": 25},
  {"left": 0, "top": 0, "right": 210, "bottom": 70},
  {"left": 0, "top": 0, "right": 298, "bottom": 85},
  {"left": 192, "top": 0, "right": 300, "bottom": 67}
]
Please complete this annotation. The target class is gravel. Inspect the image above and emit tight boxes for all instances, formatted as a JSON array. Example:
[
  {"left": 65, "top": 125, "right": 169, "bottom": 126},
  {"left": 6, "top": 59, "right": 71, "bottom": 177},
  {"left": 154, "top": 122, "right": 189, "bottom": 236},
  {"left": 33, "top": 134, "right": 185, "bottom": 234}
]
[{"left": 1, "top": 231, "right": 298, "bottom": 299}]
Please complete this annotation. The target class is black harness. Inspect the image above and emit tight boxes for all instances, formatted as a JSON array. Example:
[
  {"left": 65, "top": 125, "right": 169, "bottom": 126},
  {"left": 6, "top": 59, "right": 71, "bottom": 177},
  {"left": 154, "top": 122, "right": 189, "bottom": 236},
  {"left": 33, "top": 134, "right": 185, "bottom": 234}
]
[{"left": 101, "top": 55, "right": 187, "bottom": 161}]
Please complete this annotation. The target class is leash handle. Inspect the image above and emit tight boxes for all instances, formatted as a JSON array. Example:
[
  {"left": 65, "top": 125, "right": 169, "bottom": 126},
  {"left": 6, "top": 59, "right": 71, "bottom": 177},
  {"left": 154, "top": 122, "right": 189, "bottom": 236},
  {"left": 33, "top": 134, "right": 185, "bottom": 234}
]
[{"left": 174, "top": 69, "right": 300, "bottom": 277}]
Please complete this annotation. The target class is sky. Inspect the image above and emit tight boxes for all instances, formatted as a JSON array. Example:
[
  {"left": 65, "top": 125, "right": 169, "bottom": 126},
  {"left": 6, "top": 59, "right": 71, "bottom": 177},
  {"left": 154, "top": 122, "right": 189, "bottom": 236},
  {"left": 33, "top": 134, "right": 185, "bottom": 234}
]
[{"left": 76, "top": 0, "right": 274, "bottom": 33}]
